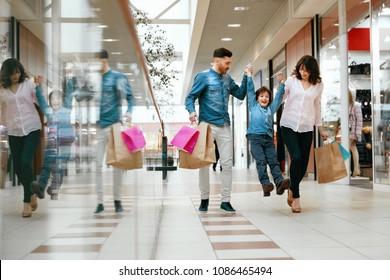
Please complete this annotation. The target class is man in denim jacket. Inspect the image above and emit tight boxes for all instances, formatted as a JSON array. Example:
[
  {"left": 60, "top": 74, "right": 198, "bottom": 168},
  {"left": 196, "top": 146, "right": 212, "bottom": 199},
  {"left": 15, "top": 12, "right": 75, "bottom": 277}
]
[
  {"left": 94, "top": 49, "right": 134, "bottom": 214},
  {"left": 185, "top": 47, "right": 252, "bottom": 214}
]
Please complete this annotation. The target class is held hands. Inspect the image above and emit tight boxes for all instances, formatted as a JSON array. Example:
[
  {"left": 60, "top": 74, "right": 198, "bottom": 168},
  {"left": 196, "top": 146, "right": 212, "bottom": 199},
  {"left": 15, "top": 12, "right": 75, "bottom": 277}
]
[
  {"left": 276, "top": 72, "right": 284, "bottom": 84},
  {"left": 34, "top": 76, "right": 44, "bottom": 86},
  {"left": 244, "top": 64, "right": 253, "bottom": 77}
]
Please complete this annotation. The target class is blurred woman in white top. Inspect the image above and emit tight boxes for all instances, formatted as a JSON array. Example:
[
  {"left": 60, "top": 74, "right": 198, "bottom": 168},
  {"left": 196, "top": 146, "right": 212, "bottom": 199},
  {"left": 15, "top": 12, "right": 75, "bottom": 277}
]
[
  {"left": 280, "top": 55, "right": 328, "bottom": 213},
  {"left": 0, "top": 58, "right": 42, "bottom": 218}
]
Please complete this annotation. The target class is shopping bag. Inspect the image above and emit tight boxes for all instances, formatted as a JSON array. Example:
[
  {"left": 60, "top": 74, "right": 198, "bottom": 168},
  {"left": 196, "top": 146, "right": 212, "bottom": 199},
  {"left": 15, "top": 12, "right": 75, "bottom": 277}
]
[
  {"left": 121, "top": 126, "right": 146, "bottom": 154},
  {"left": 336, "top": 141, "right": 351, "bottom": 160},
  {"left": 106, "top": 123, "right": 143, "bottom": 170},
  {"left": 314, "top": 141, "right": 347, "bottom": 183},
  {"left": 170, "top": 125, "right": 199, "bottom": 154},
  {"left": 179, "top": 122, "right": 216, "bottom": 169}
]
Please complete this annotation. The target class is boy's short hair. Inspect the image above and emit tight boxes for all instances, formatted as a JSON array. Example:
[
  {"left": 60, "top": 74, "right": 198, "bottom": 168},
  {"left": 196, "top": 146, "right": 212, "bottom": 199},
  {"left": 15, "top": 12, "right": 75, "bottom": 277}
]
[
  {"left": 255, "top": 86, "right": 273, "bottom": 105},
  {"left": 213, "top": 48, "right": 232, "bottom": 58}
]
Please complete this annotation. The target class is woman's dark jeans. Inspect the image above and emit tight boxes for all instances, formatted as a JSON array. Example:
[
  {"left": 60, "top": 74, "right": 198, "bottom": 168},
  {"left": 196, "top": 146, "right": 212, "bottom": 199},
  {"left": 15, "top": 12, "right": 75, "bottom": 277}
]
[
  {"left": 281, "top": 127, "right": 313, "bottom": 198},
  {"left": 8, "top": 129, "right": 41, "bottom": 203}
]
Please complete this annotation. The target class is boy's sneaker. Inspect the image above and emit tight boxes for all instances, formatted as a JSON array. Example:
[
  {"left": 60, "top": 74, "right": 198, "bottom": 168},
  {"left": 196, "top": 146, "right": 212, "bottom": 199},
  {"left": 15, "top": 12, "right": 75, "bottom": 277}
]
[
  {"left": 198, "top": 199, "right": 209, "bottom": 213},
  {"left": 47, "top": 186, "right": 59, "bottom": 200},
  {"left": 262, "top": 183, "right": 274, "bottom": 197},
  {"left": 114, "top": 200, "right": 123, "bottom": 212},
  {"left": 31, "top": 181, "right": 45, "bottom": 199},
  {"left": 276, "top": 178, "right": 290, "bottom": 195},
  {"left": 220, "top": 202, "right": 236, "bottom": 214},
  {"left": 95, "top": 204, "right": 104, "bottom": 214}
]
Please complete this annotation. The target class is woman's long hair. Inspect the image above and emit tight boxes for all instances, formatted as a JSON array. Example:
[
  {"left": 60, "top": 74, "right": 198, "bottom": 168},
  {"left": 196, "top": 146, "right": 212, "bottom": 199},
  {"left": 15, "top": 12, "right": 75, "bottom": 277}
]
[
  {"left": 0, "top": 58, "right": 29, "bottom": 88},
  {"left": 292, "top": 55, "right": 322, "bottom": 85}
]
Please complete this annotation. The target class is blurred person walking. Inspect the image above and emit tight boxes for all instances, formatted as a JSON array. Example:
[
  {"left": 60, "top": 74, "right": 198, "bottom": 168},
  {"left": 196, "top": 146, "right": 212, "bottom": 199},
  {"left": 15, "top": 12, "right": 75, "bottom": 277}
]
[
  {"left": 31, "top": 74, "right": 76, "bottom": 200},
  {"left": 94, "top": 50, "right": 134, "bottom": 214}
]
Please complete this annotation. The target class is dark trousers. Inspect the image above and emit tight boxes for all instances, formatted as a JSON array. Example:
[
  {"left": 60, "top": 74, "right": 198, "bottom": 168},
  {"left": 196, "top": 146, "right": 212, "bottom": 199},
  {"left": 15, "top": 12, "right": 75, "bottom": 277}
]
[
  {"left": 281, "top": 127, "right": 312, "bottom": 198},
  {"left": 8, "top": 129, "right": 41, "bottom": 203},
  {"left": 247, "top": 134, "right": 283, "bottom": 186}
]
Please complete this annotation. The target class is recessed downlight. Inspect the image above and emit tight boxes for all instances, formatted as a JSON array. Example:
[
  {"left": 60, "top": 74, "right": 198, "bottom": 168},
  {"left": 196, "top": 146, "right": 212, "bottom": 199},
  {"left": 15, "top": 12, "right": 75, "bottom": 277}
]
[{"left": 228, "top": 24, "right": 241, "bottom": 28}]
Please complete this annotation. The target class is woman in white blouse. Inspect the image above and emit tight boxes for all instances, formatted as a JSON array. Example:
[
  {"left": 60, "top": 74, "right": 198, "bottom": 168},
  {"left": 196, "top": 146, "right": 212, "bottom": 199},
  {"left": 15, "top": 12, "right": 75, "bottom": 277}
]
[
  {"left": 280, "top": 55, "right": 328, "bottom": 213},
  {"left": 0, "top": 58, "right": 42, "bottom": 218}
]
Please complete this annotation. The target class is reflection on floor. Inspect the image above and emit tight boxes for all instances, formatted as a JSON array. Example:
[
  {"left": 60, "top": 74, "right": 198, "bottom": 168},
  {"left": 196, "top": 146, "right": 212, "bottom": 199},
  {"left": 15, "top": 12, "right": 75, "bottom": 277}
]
[{"left": 1, "top": 167, "right": 390, "bottom": 260}]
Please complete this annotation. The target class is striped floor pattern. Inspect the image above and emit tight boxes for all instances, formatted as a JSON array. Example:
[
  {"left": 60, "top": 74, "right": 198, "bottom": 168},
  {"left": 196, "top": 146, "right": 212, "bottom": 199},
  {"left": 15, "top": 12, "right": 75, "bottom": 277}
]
[
  {"left": 192, "top": 196, "right": 293, "bottom": 260},
  {"left": 27, "top": 197, "right": 135, "bottom": 259}
]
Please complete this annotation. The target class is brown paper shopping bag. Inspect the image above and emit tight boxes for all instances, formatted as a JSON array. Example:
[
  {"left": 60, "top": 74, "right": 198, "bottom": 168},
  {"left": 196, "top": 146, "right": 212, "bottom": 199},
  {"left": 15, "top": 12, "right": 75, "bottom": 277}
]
[
  {"left": 179, "top": 122, "right": 216, "bottom": 169},
  {"left": 314, "top": 141, "right": 347, "bottom": 183},
  {"left": 106, "top": 123, "right": 143, "bottom": 170}
]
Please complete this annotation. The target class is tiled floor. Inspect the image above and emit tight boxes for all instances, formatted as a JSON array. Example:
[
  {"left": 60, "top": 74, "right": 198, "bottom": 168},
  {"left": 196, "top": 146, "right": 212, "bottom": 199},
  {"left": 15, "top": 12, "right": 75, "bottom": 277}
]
[{"left": 1, "top": 166, "right": 390, "bottom": 260}]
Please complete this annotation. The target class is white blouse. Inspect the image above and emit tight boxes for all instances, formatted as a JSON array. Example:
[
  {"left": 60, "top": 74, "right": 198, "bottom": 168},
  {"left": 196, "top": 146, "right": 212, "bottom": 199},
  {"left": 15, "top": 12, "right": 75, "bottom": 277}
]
[
  {"left": 0, "top": 79, "right": 41, "bottom": 136},
  {"left": 280, "top": 75, "right": 323, "bottom": 133}
]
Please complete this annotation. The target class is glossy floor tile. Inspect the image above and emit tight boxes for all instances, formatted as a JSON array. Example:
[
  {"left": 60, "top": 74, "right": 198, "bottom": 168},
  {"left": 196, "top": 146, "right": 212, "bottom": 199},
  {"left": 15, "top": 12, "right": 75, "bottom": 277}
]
[{"left": 1, "top": 166, "right": 390, "bottom": 260}]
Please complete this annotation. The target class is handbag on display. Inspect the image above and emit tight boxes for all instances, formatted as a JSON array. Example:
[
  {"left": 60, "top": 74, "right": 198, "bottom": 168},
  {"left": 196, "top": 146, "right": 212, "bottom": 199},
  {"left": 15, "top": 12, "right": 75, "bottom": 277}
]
[
  {"left": 106, "top": 123, "right": 143, "bottom": 170},
  {"left": 170, "top": 125, "right": 200, "bottom": 154},
  {"left": 314, "top": 140, "right": 348, "bottom": 183},
  {"left": 179, "top": 122, "right": 216, "bottom": 169},
  {"left": 348, "top": 61, "right": 371, "bottom": 75},
  {"left": 121, "top": 126, "right": 146, "bottom": 154}
]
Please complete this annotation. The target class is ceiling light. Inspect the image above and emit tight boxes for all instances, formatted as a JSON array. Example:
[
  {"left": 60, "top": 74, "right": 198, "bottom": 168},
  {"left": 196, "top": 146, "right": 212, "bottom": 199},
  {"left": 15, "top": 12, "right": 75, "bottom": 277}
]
[
  {"left": 234, "top": 6, "right": 249, "bottom": 11},
  {"left": 221, "top": 38, "right": 233, "bottom": 41},
  {"left": 97, "top": 25, "right": 108, "bottom": 28},
  {"left": 102, "top": 39, "right": 119, "bottom": 42},
  {"left": 111, "top": 52, "right": 122, "bottom": 55},
  {"left": 227, "top": 24, "right": 241, "bottom": 28}
]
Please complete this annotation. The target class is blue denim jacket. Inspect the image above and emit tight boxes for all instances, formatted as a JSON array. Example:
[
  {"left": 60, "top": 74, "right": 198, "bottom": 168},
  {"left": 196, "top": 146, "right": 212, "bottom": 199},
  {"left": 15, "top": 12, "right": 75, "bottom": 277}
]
[
  {"left": 246, "top": 77, "right": 285, "bottom": 137},
  {"left": 185, "top": 68, "right": 248, "bottom": 126},
  {"left": 99, "top": 69, "right": 134, "bottom": 128}
]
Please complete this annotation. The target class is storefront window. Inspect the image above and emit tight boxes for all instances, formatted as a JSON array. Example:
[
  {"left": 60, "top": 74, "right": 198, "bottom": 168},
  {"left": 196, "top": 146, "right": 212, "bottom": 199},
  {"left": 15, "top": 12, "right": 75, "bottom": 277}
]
[
  {"left": 320, "top": 39, "right": 341, "bottom": 138},
  {"left": 371, "top": 0, "right": 390, "bottom": 186}
]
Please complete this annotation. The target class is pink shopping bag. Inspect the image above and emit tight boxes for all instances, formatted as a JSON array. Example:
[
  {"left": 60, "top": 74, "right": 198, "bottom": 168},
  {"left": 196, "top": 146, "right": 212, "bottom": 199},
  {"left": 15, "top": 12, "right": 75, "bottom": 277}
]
[
  {"left": 170, "top": 126, "right": 200, "bottom": 154},
  {"left": 121, "top": 126, "right": 146, "bottom": 154}
]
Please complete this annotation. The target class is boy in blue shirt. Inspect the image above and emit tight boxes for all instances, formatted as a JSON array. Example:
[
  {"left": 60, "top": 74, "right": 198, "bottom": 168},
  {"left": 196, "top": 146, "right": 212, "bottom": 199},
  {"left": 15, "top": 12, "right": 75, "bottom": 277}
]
[
  {"left": 31, "top": 76, "right": 76, "bottom": 200},
  {"left": 246, "top": 73, "right": 290, "bottom": 196}
]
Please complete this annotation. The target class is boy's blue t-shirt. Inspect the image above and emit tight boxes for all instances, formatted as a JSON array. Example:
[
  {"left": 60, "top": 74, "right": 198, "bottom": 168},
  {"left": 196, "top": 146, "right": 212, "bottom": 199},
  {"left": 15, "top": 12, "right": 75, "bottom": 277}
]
[{"left": 246, "top": 77, "right": 285, "bottom": 138}]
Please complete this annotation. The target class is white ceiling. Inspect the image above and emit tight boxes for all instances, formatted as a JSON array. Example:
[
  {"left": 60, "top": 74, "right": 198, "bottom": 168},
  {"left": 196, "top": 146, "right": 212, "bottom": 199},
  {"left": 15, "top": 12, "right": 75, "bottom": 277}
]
[
  {"left": 8, "top": 0, "right": 339, "bottom": 106},
  {"left": 182, "top": 0, "right": 338, "bottom": 102}
]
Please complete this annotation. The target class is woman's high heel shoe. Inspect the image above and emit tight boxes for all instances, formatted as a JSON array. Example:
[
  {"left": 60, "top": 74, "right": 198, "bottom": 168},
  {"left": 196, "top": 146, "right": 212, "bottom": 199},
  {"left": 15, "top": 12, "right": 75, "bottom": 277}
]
[
  {"left": 30, "top": 194, "right": 38, "bottom": 211},
  {"left": 287, "top": 189, "right": 293, "bottom": 207},
  {"left": 22, "top": 203, "right": 32, "bottom": 218},
  {"left": 291, "top": 198, "right": 301, "bottom": 213}
]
